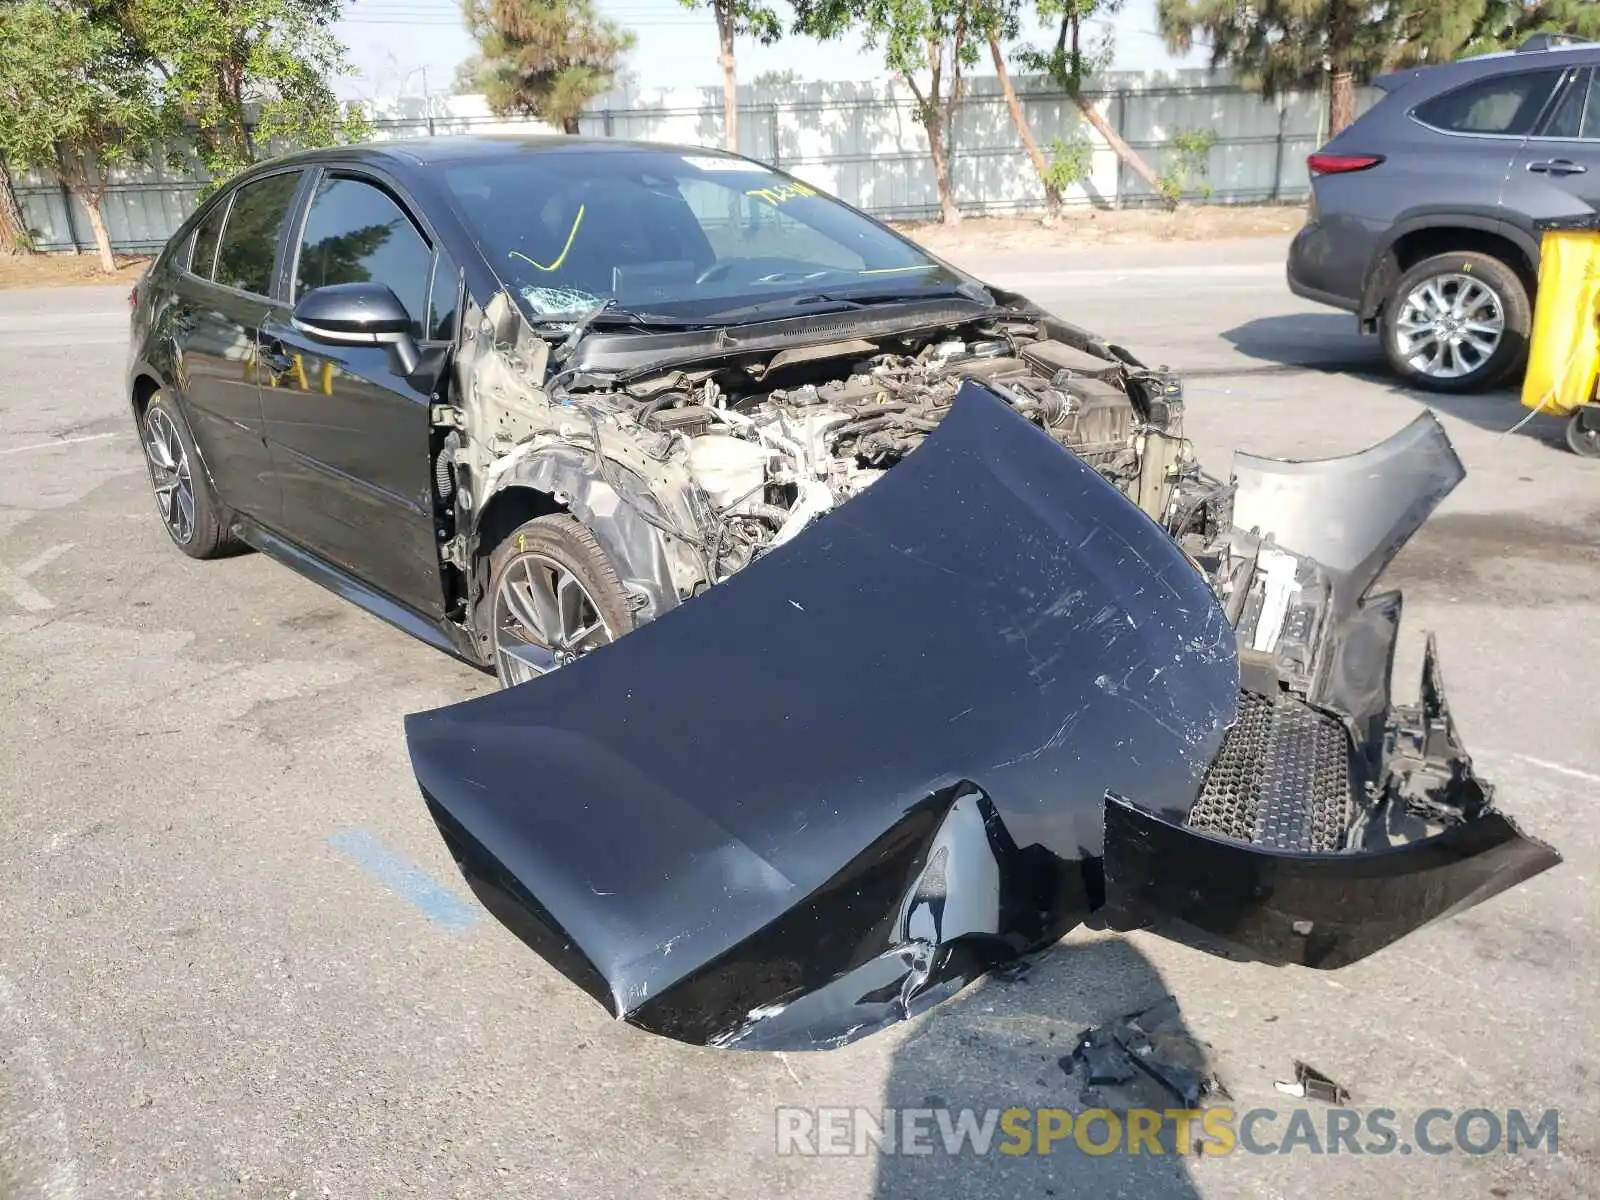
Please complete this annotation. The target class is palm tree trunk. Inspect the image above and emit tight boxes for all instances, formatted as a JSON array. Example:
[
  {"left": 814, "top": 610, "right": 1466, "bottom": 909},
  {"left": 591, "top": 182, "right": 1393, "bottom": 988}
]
[
  {"left": 990, "top": 38, "right": 1059, "bottom": 220},
  {"left": 1329, "top": 70, "right": 1356, "bottom": 136}
]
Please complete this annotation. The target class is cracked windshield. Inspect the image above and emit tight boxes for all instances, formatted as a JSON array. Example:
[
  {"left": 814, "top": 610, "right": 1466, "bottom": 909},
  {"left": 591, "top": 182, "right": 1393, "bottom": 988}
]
[{"left": 440, "top": 149, "right": 970, "bottom": 321}]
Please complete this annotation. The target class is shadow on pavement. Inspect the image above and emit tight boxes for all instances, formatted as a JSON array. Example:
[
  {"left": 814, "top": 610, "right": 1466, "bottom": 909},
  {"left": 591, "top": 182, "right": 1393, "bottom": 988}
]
[
  {"left": 1215, "top": 312, "right": 1383, "bottom": 376},
  {"left": 1413, "top": 391, "right": 1571, "bottom": 449},
  {"left": 872, "top": 937, "right": 1203, "bottom": 1200},
  {"left": 1217, "top": 313, "right": 1574, "bottom": 452}
]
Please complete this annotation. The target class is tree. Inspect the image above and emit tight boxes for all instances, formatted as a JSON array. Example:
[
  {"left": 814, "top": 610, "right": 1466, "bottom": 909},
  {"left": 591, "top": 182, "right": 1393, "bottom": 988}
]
[
  {"left": 1008, "top": 0, "right": 1167, "bottom": 211},
  {"left": 0, "top": 0, "right": 165, "bottom": 272},
  {"left": 462, "top": 0, "right": 635, "bottom": 134},
  {"left": 794, "top": 0, "right": 977, "bottom": 223},
  {"left": 1398, "top": 1, "right": 1600, "bottom": 61},
  {"left": 1158, "top": 0, "right": 1402, "bottom": 138},
  {"left": 123, "top": 0, "right": 367, "bottom": 185},
  {"left": 677, "top": 0, "right": 784, "bottom": 152},
  {"left": 453, "top": 54, "right": 489, "bottom": 96}
]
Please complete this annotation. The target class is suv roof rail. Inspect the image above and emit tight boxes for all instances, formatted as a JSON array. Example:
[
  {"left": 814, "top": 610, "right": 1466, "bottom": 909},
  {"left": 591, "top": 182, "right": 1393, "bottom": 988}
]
[{"left": 1517, "top": 32, "right": 1593, "bottom": 52}]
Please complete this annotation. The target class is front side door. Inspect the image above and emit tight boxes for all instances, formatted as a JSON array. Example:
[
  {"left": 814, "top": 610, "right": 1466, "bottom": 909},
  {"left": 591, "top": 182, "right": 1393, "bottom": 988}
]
[
  {"left": 259, "top": 171, "right": 457, "bottom": 619},
  {"left": 167, "top": 170, "right": 303, "bottom": 521},
  {"left": 1508, "top": 65, "right": 1600, "bottom": 220}
]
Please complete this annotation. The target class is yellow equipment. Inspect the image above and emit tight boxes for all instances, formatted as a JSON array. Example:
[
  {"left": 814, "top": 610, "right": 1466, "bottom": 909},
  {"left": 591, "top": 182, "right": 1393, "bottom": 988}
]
[{"left": 1523, "top": 216, "right": 1600, "bottom": 456}]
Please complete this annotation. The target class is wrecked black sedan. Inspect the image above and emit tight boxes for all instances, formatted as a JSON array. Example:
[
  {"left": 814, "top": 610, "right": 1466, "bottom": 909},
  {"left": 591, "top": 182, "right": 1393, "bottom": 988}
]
[{"left": 129, "top": 136, "right": 1560, "bottom": 1050}]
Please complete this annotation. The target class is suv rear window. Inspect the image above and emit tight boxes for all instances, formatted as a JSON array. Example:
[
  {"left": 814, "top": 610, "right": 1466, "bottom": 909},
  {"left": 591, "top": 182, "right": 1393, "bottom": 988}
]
[{"left": 1414, "top": 70, "right": 1563, "bottom": 136}]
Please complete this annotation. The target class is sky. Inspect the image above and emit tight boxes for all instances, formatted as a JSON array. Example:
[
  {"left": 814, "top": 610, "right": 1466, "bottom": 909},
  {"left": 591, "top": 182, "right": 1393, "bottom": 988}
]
[{"left": 332, "top": 0, "right": 1205, "bottom": 101}]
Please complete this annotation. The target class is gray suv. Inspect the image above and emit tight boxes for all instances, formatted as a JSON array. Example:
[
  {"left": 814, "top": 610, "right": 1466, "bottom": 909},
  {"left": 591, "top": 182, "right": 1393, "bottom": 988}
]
[{"left": 1289, "top": 36, "right": 1600, "bottom": 393}]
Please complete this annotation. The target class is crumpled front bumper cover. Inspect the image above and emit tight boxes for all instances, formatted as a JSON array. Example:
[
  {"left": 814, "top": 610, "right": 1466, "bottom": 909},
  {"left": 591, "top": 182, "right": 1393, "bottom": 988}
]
[
  {"left": 406, "top": 385, "right": 1561, "bottom": 1050},
  {"left": 1103, "top": 789, "right": 1559, "bottom": 970},
  {"left": 1100, "top": 629, "right": 1561, "bottom": 970}
]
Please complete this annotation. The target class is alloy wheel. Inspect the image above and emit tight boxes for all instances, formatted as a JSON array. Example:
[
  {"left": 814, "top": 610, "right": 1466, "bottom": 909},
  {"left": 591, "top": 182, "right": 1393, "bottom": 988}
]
[
  {"left": 1393, "top": 274, "right": 1505, "bottom": 381},
  {"left": 144, "top": 407, "right": 196, "bottom": 544},
  {"left": 493, "top": 553, "right": 614, "bottom": 685}
]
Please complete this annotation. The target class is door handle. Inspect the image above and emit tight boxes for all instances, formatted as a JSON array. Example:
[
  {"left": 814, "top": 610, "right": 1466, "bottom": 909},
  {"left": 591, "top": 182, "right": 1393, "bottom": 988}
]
[{"left": 1528, "top": 159, "right": 1588, "bottom": 176}]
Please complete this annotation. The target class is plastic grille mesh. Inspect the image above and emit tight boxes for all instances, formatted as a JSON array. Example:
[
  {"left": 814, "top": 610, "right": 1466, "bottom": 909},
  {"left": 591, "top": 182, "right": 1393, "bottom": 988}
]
[{"left": 1186, "top": 692, "right": 1353, "bottom": 853}]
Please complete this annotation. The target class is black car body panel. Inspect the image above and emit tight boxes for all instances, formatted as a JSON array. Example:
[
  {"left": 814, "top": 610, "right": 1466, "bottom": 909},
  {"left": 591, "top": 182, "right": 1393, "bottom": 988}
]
[
  {"left": 232, "top": 518, "right": 477, "bottom": 661},
  {"left": 128, "top": 150, "right": 483, "bottom": 632},
  {"left": 405, "top": 386, "right": 1560, "bottom": 1050}
]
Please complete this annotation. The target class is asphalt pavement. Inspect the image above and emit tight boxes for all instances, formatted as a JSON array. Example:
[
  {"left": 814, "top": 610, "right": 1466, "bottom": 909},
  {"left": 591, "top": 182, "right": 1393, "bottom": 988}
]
[{"left": 0, "top": 236, "right": 1595, "bottom": 1198}]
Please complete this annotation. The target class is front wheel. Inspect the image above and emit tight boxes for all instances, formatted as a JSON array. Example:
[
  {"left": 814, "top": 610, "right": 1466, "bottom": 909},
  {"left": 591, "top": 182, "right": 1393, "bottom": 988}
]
[
  {"left": 484, "top": 514, "right": 636, "bottom": 686},
  {"left": 1381, "top": 252, "right": 1531, "bottom": 393}
]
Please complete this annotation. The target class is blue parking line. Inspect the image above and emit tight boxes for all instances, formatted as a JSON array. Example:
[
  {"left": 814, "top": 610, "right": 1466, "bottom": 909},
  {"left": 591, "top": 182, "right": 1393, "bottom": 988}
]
[{"left": 328, "top": 828, "right": 483, "bottom": 932}]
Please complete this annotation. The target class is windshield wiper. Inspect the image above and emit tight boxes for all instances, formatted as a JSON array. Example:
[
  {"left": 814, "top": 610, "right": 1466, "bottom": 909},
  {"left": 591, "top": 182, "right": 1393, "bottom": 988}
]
[
  {"left": 798, "top": 280, "right": 994, "bottom": 307},
  {"left": 710, "top": 280, "right": 995, "bottom": 321}
]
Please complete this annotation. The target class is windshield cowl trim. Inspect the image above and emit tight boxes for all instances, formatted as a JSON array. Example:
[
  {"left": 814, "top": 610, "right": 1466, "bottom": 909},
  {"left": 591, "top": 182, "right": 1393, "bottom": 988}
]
[{"left": 565, "top": 297, "right": 1016, "bottom": 381}]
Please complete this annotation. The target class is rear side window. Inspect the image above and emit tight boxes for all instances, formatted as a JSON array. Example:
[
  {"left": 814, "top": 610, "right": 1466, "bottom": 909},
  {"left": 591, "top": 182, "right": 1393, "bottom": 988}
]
[
  {"left": 1414, "top": 70, "right": 1563, "bottom": 136},
  {"left": 214, "top": 172, "right": 302, "bottom": 295},
  {"left": 188, "top": 199, "right": 229, "bottom": 279},
  {"left": 1540, "top": 69, "right": 1600, "bottom": 138},
  {"left": 294, "top": 176, "right": 432, "bottom": 340}
]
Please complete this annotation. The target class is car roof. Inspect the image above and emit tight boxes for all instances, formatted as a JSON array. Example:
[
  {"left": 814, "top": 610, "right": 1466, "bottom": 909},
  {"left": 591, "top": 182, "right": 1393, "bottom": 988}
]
[
  {"left": 1460, "top": 43, "right": 1598, "bottom": 66},
  {"left": 245, "top": 134, "right": 750, "bottom": 173},
  {"left": 1372, "top": 41, "right": 1600, "bottom": 95}
]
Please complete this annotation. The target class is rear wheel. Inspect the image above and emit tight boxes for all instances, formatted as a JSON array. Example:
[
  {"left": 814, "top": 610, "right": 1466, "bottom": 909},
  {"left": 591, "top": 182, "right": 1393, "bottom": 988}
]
[
  {"left": 485, "top": 514, "right": 635, "bottom": 686},
  {"left": 140, "top": 392, "right": 232, "bottom": 559},
  {"left": 1381, "top": 252, "right": 1530, "bottom": 393}
]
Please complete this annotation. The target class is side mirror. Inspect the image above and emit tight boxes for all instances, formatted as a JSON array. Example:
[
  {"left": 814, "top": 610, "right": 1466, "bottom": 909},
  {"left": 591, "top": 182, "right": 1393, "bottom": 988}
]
[{"left": 292, "top": 282, "right": 421, "bottom": 375}]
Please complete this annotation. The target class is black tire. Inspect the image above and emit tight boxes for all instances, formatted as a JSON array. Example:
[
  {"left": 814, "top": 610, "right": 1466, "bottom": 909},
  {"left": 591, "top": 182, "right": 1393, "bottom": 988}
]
[
  {"left": 1381, "top": 251, "right": 1531, "bottom": 393},
  {"left": 139, "top": 391, "right": 233, "bottom": 559},
  {"left": 483, "top": 514, "right": 635, "bottom": 685}
]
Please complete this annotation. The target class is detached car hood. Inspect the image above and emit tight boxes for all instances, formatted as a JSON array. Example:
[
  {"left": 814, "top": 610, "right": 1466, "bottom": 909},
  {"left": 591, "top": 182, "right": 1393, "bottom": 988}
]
[{"left": 406, "top": 384, "right": 1560, "bottom": 1049}]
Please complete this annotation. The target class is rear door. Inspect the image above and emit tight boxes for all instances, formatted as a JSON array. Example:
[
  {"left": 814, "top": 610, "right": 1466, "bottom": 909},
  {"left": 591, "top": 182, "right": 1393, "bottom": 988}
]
[
  {"left": 166, "top": 170, "right": 304, "bottom": 521},
  {"left": 1508, "top": 64, "right": 1600, "bottom": 219},
  {"left": 1404, "top": 65, "right": 1569, "bottom": 220},
  {"left": 259, "top": 169, "right": 457, "bottom": 619}
]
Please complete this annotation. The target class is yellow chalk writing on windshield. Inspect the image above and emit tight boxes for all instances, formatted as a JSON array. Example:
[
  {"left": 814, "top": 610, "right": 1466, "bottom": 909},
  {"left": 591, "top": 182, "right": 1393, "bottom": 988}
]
[
  {"left": 509, "top": 204, "right": 586, "bottom": 272},
  {"left": 745, "top": 182, "right": 818, "bottom": 206}
]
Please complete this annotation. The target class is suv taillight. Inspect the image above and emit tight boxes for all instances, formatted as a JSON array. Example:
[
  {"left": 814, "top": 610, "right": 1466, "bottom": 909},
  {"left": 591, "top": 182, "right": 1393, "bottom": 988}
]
[{"left": 1307, "top": 153, "right": 1384, "bottom": 176}]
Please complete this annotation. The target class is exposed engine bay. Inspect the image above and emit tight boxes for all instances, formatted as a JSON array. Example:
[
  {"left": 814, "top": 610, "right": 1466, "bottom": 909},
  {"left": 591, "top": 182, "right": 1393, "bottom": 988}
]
[
  {"left": 441, "top": 288, "right": 1207, "bottom": 626},
  {"left": 623, "top": 329, "right": 1192, "bottom": 581}
]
